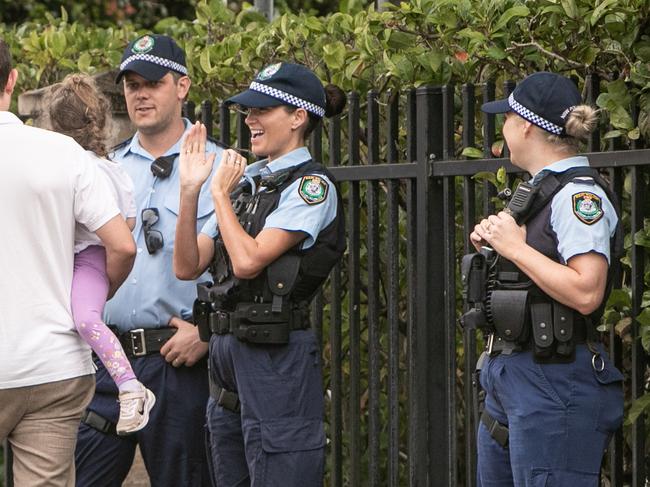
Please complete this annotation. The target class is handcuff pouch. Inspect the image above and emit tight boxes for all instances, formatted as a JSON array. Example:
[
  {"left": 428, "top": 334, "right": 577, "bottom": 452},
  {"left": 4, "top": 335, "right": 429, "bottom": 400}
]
[{"left": 490, "top": 290, "right": 530, "bottom": 343}]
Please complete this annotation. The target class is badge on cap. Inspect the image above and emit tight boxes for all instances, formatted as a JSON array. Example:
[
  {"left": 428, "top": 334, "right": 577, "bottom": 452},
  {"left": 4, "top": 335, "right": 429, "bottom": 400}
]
[
  {"left": 256, "top": 63, "right": 281, "bottom": 81},
  {"left": 572, "top": 192, "right": 603, "bottom": 225},
  {"left": 132, "top": 35, "right": 155, "bottom": 54},
  {"left": 299, "top": 175, "right": 328, "bottom": 205}
]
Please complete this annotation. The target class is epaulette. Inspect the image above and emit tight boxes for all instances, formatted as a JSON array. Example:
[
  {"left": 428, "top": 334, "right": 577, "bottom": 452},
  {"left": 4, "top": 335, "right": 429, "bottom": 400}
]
[
  {"left": 110, "top": 136, "right": 133, "bottom": 153},
  {"left": 207, "top": 135, "right": 228, "bottom": 149}
]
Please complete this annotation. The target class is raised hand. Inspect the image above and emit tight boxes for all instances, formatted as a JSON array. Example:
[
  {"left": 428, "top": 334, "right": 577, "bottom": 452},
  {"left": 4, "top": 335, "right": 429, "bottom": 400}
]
[{"left": 179, "top": 121, "right": 216, "bottom": 191}]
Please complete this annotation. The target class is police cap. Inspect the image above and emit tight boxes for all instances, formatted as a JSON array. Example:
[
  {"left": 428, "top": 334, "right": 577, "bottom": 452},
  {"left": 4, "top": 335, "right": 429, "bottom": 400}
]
[
  {"left": 481, "top": 72, "right": 582, "bottom": 136},
  {"left": 116, "top": 34, "right": 187, "bottom": 84},
  {"left": 225, "top": 62, "right": 326, "bottom": 118}
]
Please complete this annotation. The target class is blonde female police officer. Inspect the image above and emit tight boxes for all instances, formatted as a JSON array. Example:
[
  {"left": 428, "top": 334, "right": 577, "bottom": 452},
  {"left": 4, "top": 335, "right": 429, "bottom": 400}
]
[
  {"left": 469, "top": 72, "right": 624, "bottom": 486},
  {"left": 174, "top": 62, "right": 346, "bottom": 486}
]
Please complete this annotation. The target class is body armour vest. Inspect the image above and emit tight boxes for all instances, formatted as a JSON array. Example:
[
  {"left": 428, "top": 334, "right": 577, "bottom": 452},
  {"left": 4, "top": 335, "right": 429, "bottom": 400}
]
[
  {"left": 487, "top": 167, "right": 621, "bottom": 358},
  {"left": 209, "top": 159, "right": 346, "bottom": 310}
]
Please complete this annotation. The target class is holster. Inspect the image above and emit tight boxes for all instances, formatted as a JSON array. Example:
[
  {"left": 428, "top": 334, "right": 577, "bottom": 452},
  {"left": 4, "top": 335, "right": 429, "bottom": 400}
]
[{"left": 192, "top": 297, "right": 213, "bottom": 343}]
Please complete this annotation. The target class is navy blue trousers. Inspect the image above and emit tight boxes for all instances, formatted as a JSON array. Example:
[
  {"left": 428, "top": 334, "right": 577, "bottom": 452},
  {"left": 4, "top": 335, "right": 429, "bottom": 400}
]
[
  {"left": 477, "top": 344, "right": 624, "bottom": 486},
  {"left": 207, "top": 330, "right": 325, "bottom": 487},
  {"left": 75, "top": 354, "right": 210, "bottom": 487}
]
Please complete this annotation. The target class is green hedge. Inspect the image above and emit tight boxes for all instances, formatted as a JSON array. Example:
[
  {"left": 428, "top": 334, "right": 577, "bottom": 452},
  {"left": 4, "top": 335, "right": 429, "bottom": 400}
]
[{"left": 1, "top": 0, "right": 649, "bottom": 140}]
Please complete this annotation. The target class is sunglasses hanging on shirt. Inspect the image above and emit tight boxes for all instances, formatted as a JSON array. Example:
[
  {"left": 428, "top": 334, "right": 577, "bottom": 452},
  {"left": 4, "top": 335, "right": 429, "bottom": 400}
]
[{"left": 150, "top": 154, "right": 177, "bottom": 179}]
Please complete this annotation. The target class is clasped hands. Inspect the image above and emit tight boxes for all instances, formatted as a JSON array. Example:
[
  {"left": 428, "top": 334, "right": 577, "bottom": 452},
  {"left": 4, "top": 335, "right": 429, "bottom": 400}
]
[{"left": 470, "top": 210, "right": 527, "bottom": 259}]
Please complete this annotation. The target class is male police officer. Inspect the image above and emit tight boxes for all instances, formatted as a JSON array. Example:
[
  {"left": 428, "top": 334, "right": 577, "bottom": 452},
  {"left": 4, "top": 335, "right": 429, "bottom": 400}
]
[{"left": 74, "top": 34, "right": 223, "bottom": 486}]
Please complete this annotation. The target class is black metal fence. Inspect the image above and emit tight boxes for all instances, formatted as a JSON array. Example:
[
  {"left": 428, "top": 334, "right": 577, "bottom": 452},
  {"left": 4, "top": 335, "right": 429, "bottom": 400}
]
[
  {"left": 3, "top": 78, "right": 649, "bottom": 486},
  {"left": 194, "top": 77, "right": 648, "bottom": 486}
]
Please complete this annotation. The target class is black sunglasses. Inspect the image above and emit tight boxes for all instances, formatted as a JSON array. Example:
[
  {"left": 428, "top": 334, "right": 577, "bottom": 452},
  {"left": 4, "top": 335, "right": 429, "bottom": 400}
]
[{"left": 141, "top": 207, "right": 163, "bottom": 254}]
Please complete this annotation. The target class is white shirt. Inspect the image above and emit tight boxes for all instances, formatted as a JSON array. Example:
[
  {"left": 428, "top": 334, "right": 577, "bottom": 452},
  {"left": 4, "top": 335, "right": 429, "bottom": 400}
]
[
  {"left": 0, "top": 112, "right": 119, "bottom": 389},
  {"left": 74, "top": 151, "right": 136, "bottom": 253}
]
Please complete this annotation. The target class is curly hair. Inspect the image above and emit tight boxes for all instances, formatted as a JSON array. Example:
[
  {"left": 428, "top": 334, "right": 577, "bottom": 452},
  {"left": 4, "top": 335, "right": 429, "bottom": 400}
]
[{"left": 48, "top": 74, "right": 111, "bottom": 158}]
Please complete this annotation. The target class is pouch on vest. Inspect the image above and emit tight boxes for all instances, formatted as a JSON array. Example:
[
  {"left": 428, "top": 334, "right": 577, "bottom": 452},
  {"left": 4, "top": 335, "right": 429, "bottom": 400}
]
[
  {"left": 530, "top": 301, "right": 554, "bottom": 359},
  {"left": 553, "top": 302, "right": 574, "bottom": 358},
  {"left": 490, "top": 290, "right": 530, "bottom": 343}
]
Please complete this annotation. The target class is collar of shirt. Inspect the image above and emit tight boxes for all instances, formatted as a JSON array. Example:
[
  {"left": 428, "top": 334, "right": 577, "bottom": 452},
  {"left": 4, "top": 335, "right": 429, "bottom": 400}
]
[
  {"left": 530, "top": 155, "right": 589, "bottom": 185},
  {"left": 242, "top": 147, "right": 312, "bottom": 194},
  {"left": 123, "top": 117, "right": 193, "bottom": 160},
  {"left": 0, "top": 111, "right": 22, "bottom": 126}
]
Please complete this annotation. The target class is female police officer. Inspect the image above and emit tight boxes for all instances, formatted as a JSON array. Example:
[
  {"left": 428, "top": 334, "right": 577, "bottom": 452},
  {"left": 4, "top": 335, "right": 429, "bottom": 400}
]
[
  {"left": 470, "top": 72, "right": 624, "bottom": 486},
  {"left": 173, "top": 62, "right": 345, "bottom": 486}
]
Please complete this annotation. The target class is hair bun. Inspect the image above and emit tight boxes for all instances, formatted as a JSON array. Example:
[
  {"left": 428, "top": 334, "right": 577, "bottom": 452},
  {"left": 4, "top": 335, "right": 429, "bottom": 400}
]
[{"left": 324, "top": 84, "right": 346, "bottom": 118}]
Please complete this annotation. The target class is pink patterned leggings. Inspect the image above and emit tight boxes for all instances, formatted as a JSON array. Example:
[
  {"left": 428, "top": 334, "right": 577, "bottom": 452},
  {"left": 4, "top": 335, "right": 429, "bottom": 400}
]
[{"left": 71, "top": 245, "right": 136, "bottom": 387}]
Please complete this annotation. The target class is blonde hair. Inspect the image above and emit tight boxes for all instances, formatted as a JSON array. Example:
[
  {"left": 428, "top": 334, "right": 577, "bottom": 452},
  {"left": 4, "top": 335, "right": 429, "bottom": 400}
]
[
  {"left": 545, "top": 104, "right": 599, "bottom": 151},
  {"left": 48, "top": 74, "right": 110, "bottom": 158}
]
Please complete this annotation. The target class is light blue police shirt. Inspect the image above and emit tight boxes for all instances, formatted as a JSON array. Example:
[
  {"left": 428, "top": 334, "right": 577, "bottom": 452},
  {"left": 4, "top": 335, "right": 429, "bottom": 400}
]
[
  {"left": 104, "top": 119, "right": 224, "bottom": 332},
  {"left": 531, "top": 156, "right": 617, "bottom": 263},
  {"left": 200, "top": 146, "right": 337, "bottom": 249}
]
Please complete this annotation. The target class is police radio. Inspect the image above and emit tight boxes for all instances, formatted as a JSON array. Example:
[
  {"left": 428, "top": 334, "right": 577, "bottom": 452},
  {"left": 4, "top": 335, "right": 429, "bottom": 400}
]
[
  {"left": 503, "top": 181, "right": 538, "bottom": 225},
  {"left": 150, "top": 154, "right": 175, "bottom": 179}
]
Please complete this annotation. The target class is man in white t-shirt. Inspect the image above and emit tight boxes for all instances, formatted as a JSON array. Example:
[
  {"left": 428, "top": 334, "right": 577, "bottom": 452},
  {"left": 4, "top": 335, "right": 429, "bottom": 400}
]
[{"left": 0, "top": 38, "right": 136, "bottom": 486}]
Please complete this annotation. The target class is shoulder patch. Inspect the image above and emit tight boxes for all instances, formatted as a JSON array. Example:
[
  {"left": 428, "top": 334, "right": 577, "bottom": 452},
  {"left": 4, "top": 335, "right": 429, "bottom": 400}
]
[
  {"left": 572, "top": 191, "right": 604, "bottom": 225},
  {"left": 299, "top": 175, "right": 328, "bottom": 205}
]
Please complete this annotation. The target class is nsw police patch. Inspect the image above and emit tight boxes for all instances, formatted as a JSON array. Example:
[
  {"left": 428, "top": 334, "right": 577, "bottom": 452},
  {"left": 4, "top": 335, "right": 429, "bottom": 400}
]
[
  {"left": 299, "top": 175, "right": 328, "bottom": 205},
  {"left": 132, "top": 35, "right": 155, "bottom": 54},
  {"left": 572, "top": 191, "right": 604, "bottom": 225},
  {"left": 256, "top": 63, "right": 281, "bottom": 81}
]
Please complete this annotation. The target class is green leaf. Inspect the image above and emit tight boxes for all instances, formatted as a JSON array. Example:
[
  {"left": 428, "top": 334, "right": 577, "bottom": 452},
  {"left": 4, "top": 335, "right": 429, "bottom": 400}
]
[
  {"left": 462, "top": 147, "right": 483, "bottom": 159},
  {"left": 323, "top": 41, "right": 347, "bottom": 70},
  {"left": 609, "top": 106, "right": 634, "bottom": 130},
  {"left": 603, "top": 129, "right": 625, "bottom": 139},
  {"left": 627, "top": 394, "right": 650, "bottom": 425},
  {"left": 195, "top": 1, "right": 212, "bottom": 24},
  {"left": 607, "top": 289, "right": 631, "bottom": 309},
  {"left": 493, "top": 6, "right": 530, "bottom": 32},
  {"left": 486, "top": 46, "right": 507, "bottom": 60},
  {"left": 591, "top": 0, "right": 619, "bottom": 26},
  {"left": 628, "top": 127, "right": 641, "bottom": 140},
  {"left": 634, "top": 228, "right": 650, "bottom": 248},
  {"left": 560, "top": 0, "right": 579, "bottom": 19},
  {"left": 472, "top": 171, "right": 497, "bottom": 186},
  {"left": 386, "top": 30, "right": 415, "bottom": 49},
  {"left": 199, "top": 48, "right": 215, "bottom": 74},
  {"left": 496, "top": 166, "right": 507, "bottom": 185},
  {"left": 77, "top": 52, "right": 92, "bottom": 72}
]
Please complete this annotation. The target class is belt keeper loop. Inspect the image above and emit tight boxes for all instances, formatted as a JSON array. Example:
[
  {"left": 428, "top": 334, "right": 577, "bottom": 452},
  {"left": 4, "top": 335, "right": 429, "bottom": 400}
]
[{"left": 272, "top": 294, "right": 283, "bottom": 314}]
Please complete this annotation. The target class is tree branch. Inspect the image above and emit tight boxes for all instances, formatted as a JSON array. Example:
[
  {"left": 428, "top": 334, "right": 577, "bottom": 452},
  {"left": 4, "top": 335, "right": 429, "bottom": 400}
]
[{"left": 507, "top": 42, "right": 585, "bottom": 69}]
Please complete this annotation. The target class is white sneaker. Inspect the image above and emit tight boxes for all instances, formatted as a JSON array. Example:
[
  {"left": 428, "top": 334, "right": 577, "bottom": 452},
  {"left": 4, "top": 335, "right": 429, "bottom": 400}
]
[{"left": 116, "top": 383, "right": 156, "bottom": 435}]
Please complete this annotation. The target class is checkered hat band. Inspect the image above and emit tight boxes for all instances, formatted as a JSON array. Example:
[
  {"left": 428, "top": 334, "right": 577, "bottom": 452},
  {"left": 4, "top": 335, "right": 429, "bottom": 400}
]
[
  {"left": 249, "top": 81, "right": 325, "bottom": 117},
  {"left": 508, "top": 93, "right": 563, "bottom": 135},
  {"left": 120, "top": 54, "right": 188, "bottom": 76}
]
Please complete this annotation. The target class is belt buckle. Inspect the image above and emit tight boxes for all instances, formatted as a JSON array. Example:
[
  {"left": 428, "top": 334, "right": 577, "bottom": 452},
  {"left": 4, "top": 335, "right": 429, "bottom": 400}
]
[
  {"left": 486, "top": 333, "right": 495, "bottom": 355},
  {"left": 130, "top": 328, "right": 147, "bottom": 357}
]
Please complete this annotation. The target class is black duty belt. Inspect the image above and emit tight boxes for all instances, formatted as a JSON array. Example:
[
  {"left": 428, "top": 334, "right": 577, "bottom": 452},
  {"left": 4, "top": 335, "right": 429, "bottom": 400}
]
[
  {"left": 486, "top": 315, "right": 590, "bottom": 356},
  {"left": 81, "top": 409, "right": 116, "bottom": 436},
  {"left": 208, "top": 308, "right": 310, "bottom": 338},
  {"left": 113, "top": 327, "right": 177, "bottom": 358},
  {"left": 208, "top": 375, "right": 240, "bottom": 413}
]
